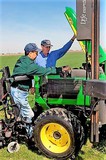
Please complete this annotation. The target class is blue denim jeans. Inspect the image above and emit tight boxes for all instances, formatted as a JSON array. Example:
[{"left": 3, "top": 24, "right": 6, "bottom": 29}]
[{"left": 11, "top": 87, "right": 34, "bottom": 123}]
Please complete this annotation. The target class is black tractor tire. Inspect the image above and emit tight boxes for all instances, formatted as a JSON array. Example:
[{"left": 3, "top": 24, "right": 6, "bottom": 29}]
[
  {"left": 100, "top": 124, "right": 106, "bottom": 140},
  {"left": 34, "top": 108, "right": 84, "bottom": 160}
]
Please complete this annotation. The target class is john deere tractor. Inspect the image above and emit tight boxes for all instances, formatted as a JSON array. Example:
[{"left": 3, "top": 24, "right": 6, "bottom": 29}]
[
  {"left": 33, "top": 2, "right": 106, "bottom": 160},
  {"left": 0, "top": 1, "right": 106, "bottom": 160}
]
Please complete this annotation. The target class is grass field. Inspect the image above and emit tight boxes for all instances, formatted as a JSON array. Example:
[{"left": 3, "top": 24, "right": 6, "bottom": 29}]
[{"left": 0, "top": 52, "right": 106, "bottom": 160}]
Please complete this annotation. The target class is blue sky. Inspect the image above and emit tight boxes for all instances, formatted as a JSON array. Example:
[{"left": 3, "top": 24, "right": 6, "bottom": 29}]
[{"left": 0, "top": 0, "right": 106, "bottom": 53}]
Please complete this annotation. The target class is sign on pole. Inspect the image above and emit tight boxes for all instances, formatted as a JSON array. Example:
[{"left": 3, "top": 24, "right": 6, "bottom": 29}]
[{"left": 76, "top": 0, "right": 92, "bottom": 40}]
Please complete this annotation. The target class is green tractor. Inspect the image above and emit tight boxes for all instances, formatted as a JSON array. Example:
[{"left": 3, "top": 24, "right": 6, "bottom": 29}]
[
  {"left": 0, "top": 3, "right": 105, "bottom": 160},
  {"left": 33, "top": 6, "right": 106, "bottom": 160}
]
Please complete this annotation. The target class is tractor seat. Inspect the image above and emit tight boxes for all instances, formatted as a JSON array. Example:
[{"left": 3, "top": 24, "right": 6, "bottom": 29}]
[{"left": 71, "top": 69, "right": 91, "bottom": 78}]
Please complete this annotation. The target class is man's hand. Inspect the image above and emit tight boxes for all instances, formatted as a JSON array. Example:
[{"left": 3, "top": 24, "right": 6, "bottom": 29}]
[
  {"left": 62, "top": 66, "right": 71, "bottom": 73},
  {"left": 29, "top": 87, "right": 35, "bottom": 95},
  {"left": 71, "top": 34, "right": 76, "bottom": 42}
]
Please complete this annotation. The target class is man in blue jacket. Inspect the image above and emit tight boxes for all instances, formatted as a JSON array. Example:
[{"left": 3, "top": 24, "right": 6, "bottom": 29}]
[{"left": 35, "top": 35, "right": 76, "bottom": 67}]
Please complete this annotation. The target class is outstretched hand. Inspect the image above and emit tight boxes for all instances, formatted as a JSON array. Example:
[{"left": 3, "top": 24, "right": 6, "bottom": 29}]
[{"left": 71, "top": 34, "right": 76, "bottom": 42}]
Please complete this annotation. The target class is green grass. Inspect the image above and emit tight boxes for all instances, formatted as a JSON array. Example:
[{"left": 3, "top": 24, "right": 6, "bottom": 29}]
[
  {"left": 0, "top": 55, "right": 21, "bottom": 74},
  {"left": 0, "top": 53, "right": 106, "bottom": 160},
  {"left": 57, "top": 51, "right": 85, "bottom": 68}
]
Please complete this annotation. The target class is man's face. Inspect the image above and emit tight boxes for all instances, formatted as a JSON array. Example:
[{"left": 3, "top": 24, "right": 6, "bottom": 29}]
[{"left": 41, "top": 45, "right": 51, "bottom": 56}]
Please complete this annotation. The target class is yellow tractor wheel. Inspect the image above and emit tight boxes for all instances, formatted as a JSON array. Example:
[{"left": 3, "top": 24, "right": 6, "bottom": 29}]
[
  {"left": 40, "top": 122, "right": 71, "bottom": 154},
  {"left": 34, "top": 108, "right": 84, "bottom": 160}
]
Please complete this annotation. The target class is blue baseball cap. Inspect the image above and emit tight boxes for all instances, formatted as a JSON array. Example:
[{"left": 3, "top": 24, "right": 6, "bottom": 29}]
[
  {"left": 24, "top": 43, "right": 40, "bottom": 54},
  {"left": 41, "top": 40, "right": 53, "bottom": 47}
]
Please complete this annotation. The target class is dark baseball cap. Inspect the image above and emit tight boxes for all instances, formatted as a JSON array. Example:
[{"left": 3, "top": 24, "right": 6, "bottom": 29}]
[
  {"left": 24, "top": 43, "right": 40, "bottom": 54},
  {"left": 41, "top": 40, "right": 53, "bottom": 47}
]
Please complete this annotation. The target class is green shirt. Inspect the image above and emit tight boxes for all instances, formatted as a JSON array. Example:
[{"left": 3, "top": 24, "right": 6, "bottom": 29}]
[{"left": 12, "top": 56, "right": 56, "bottom": 90}]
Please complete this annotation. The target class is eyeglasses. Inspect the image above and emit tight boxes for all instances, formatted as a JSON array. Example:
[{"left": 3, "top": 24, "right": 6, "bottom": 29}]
[
  {"left": 45, "top": 46, "right": 51, "bottom": 49},
  {"left": 42, "top": 44, "right": 52, "bottom": 49}
]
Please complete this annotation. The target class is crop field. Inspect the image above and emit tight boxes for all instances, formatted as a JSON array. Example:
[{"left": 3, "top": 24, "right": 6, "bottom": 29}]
[{"left": 0, "top": 52, "right": 106, "bottom": 160}]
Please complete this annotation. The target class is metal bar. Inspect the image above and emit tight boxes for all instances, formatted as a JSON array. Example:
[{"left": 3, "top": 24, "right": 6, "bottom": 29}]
[
  {"left": 91, "top": 0, "right": 95, "bottom": 79},
  {"left": 91, "top": 0, "right": 100, "bottom": 79},
  {"left": 91, "top": 0, "right": 100, "bottom": 143},
  {"left": 95, "top": 110, "right": 99, "bottom": 142},
  {"left": 91, "top": 114, "right": 94, "bottom": 141}
]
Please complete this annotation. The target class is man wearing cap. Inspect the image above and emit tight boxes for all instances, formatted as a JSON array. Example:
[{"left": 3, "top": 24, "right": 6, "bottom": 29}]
[
  {"left": 11, "top": 43, "right": 71, "bottom": 138},
  {"left": 35, "top": 35, "right": 76, "bottom": 68}
]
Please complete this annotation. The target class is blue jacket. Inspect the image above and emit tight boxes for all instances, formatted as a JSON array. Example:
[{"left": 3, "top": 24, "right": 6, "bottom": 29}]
[{"left": 35, "top": 40, "right": 73, "bottom": 67}]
